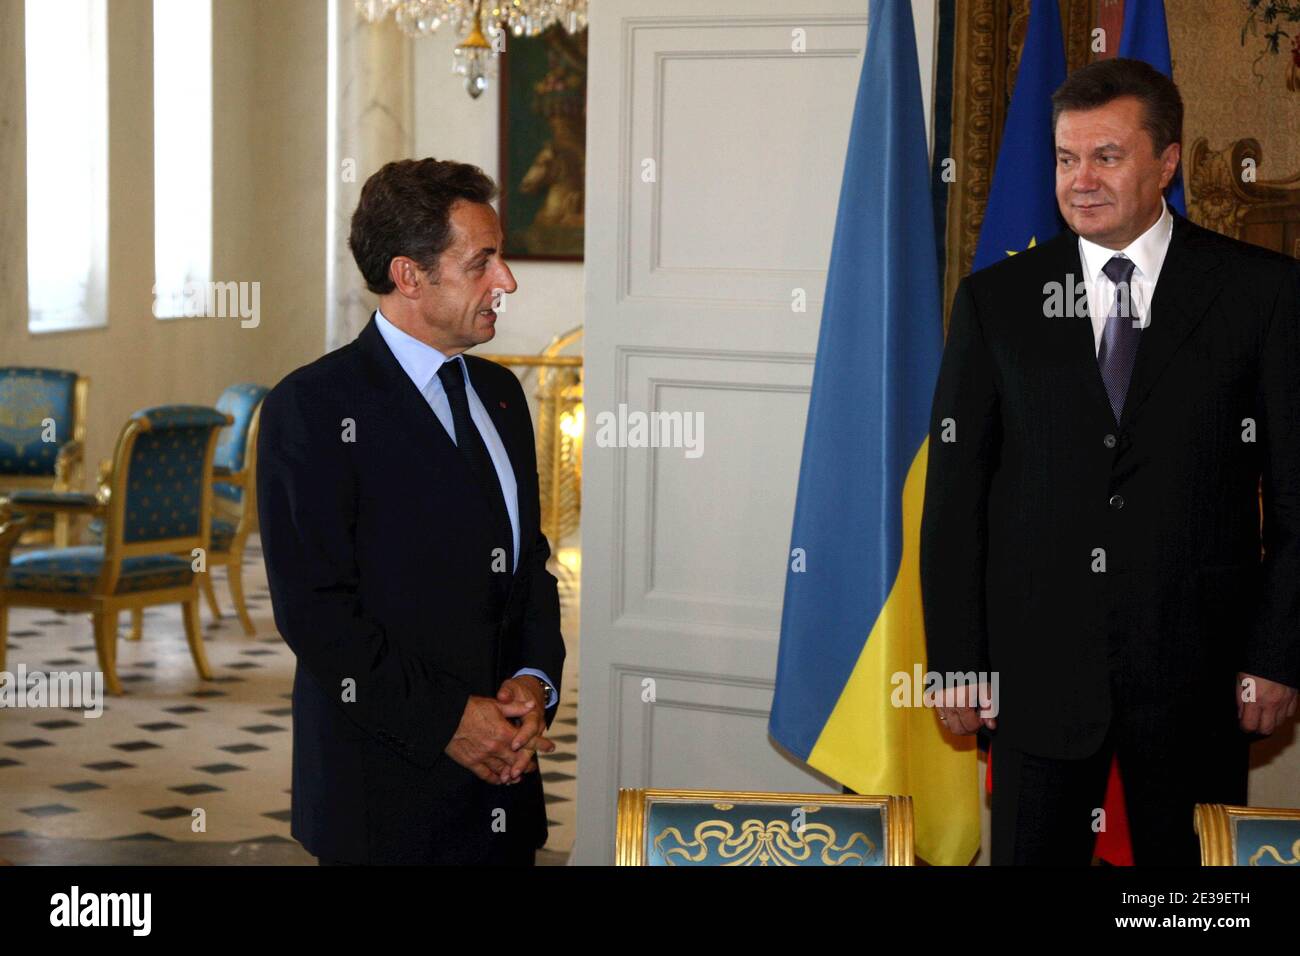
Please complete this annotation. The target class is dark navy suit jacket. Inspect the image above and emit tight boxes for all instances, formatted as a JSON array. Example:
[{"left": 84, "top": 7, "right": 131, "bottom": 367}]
[{"left": 257, "top": 314, "right": 565, "bottom": 863}]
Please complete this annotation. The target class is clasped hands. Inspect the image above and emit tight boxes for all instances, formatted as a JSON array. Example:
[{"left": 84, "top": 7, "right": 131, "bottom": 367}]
[{"left": 445, "top": 676, "right": 556, "bottom": 785}]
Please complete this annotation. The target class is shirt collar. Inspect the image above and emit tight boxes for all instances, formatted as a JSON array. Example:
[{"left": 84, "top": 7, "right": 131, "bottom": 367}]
[
  {"left": 373, "top": 309, "right": 463, "bottom": 394},
  {"left": 1078, "top": 196, "right": 1173, "bottom": 283}
]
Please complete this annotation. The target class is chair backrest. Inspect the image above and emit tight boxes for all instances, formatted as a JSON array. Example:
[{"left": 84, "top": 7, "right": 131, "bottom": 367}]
[
  {"left": 0, "top": 367, "right": 82, "bottom": 477},
  {"left": 1195, "top": 804, "right": 1300, "bottom": 866},
  {"left": 616, "top": 788, "right": 914, "bottom": 866},
  {"left": 212, "top": 383, "right": 269, "bottom": 505},
  {"left": 99, "top": 406, "right": 231, "bottom": 580}
]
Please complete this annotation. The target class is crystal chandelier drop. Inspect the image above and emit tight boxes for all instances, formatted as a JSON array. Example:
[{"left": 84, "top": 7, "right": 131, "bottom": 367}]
[{"left": 356, "top": 0, "right": 588, "bottom": 99}]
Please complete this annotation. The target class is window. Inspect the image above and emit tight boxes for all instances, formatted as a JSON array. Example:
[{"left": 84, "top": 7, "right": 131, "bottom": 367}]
[
  {"left": 153, "top": 0, "right": 212, "bottom": 319},
  {"left": 25, "top": 0, "right": 108, "bottom": 333}
]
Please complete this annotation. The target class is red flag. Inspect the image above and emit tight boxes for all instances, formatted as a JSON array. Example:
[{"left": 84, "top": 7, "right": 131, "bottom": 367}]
[{"left": 984, "top": 750, "right": 1133, "bottom": 864}]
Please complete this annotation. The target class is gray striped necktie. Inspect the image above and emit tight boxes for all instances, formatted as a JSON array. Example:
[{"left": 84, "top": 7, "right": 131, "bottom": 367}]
[{"left": 1097, "top": 255, "right": 1140, "bottom": 423}]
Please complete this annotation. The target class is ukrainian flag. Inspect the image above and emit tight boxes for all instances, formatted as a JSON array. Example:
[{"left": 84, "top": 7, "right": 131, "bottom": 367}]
[{"left": 769, "top": 0, "right": 978, "bottom": 866}]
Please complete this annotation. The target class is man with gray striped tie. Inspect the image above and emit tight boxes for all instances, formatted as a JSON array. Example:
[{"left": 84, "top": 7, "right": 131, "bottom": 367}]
[{"left": 921, "top": 57, "right": 1299, "bottom": 865}]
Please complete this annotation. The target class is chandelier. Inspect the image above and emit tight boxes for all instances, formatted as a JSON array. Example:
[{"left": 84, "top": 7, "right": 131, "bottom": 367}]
[{"left": 356, "top": 0, "right": 588, "bottom": 99}]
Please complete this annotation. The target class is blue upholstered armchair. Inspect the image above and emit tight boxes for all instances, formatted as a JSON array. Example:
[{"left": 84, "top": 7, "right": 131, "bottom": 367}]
[
  {"left": 1195, "top": 804, "right": 1300, "bottom": 866},
  {"left": 615, "top": 789, "right": 915, "bottom": 865},
  {"left": 0, "top": 404, "right": 232, "bottom": 695},
  {"left": 100, "top": 384, "right": 269, "bottom": 640},
  {"left": 0, "top": 367, "right": 89, "bottom": 548}
]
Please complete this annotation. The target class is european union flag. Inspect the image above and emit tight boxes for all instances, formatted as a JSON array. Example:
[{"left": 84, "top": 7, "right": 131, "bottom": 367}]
[
  {"left": 1118, "top": 0, "right": 1186, "bottom": 213},
  {"left": 972, "top": 0, "right": 1067, "bottom": 271}
]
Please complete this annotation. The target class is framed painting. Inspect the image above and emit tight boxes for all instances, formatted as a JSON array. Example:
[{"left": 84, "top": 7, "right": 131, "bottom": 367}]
[{"left": 498, "top": 25, "right": 587, "bottom": 261}]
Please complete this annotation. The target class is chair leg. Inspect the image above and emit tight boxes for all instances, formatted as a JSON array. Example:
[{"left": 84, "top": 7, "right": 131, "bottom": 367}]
[
  {"left": 200, "top": 573, "right": 221, "bottom": 621},
  {"left": 92, "top": 609, "right": 124, "bottom": 696},
  {"left": 128, "top": 608, "right": 143, "bottom": 641},
  {"left": 0, "top": 603, "right": 8, "bottom": 677},
  {"left": 228, "top": 557, "right": 255, "bottom": 637},
  {"left": 182, "top": 597, "right": 213, "bottom": 681}
]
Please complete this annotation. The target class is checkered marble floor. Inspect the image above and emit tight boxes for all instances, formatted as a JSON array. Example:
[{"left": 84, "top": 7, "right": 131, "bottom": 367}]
[{"left": 0, "top": 535, "right": 580, "bottom": 859}]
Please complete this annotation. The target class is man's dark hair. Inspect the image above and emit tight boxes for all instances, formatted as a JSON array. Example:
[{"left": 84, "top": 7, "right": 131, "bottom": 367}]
[
  {"left": 349, "top": 158, "right": 498, "bottom": 295},
  {"left": 1051, "top": 57, "right": 1183, "bottom": 155}
]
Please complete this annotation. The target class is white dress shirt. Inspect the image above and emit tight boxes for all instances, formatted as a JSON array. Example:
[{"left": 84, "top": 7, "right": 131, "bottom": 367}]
[
  {"left": 374, "top": 309, "right": 556, "bottom": 707},
  {"left": 1077, "top": 197, "right": 1174, "bottom": 355}
]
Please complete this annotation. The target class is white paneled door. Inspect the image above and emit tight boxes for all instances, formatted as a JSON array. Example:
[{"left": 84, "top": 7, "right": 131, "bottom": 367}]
[{"left": 574, "top": 0, "right": 938, "bottom": 864}]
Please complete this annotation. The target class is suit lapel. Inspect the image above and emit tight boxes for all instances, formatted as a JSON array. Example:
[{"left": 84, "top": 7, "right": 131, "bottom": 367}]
[
  {"left": 1119, "top": 213, "right": 1223, "bottom": 429},
  {"left": 357, "top": 317, "right": 537, "bottom": 590},
  {"left": 463, "top": 359, "right": 524, "bottom": 493},
  {"left": 354, "top": 313, "right": 484, "bottom": 492},
  {"left": 1037, "top": 231, "right": 1115, "bottom": 425},
  {"left": 1037, "top": 213, "right": 1220, "bottom": 431}
]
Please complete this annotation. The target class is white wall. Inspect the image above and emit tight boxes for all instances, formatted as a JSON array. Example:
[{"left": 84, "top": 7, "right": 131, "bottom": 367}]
[
  {"left": 411, "top": 30, "right": 585, "bottom": 362},
  {"left": 0, "top": 0, "right": 326, "bottom": 479}
]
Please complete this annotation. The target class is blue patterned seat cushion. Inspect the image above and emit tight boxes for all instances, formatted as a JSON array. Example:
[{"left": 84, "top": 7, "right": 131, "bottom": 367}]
[
  {"left": 0, "top": 367, "right": 78, "bottom": 477},
  {"left": 4, "top": 546, "right": 194, "bottom": 595},
  {"left": 87, "top": 515, "right": 235, "bottom": 552}
]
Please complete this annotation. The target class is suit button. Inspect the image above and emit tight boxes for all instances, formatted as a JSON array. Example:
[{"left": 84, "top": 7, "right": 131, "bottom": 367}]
[
  {"left": 1109, "top": 494, "right": 1124, "bottom": 509},
  {"left": 1103, "top": 434, "right": 1117, "bottom": 448}
]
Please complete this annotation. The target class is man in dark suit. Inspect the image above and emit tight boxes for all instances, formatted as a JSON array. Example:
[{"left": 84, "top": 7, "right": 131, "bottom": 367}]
[
  {"left": 257, "top": 158, "right": 566, "bottom": 865},
  {"left": 920, "top": 58, "right": 1298, "bottom": 865}
]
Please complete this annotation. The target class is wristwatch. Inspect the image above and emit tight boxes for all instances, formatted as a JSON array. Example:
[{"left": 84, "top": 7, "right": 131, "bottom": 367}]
[{"left": 528, "top": 675, "right": 557, "bottom": 709}]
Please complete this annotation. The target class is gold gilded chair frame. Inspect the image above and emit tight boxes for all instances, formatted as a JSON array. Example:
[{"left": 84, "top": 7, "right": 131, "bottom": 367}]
[
  {"left": 1195, "top": 803, "right": 1300, "bottom": 866},
  {"left": 1, "top": 375, "right": 89, "bottom": 548},
  {"left": 124, "top": 395, "right": 266, "bottom": 640},
  {"left": 0, "top": 408, "right": 230, "bottom": 695},
  {"left": 615, "top": 788, "right": 915, "bottom": 866}
]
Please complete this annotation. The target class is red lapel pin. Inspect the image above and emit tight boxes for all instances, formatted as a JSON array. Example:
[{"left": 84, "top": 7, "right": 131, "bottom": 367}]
[{"left": 499, "top": 401, "right": 508, "bottom": 409}]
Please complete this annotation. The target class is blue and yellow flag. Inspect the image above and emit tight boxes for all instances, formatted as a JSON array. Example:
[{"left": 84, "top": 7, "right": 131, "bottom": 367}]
[
  {"left": 769, "top": 0, "right": 977, "bottom": 867},
  {"left": 972, "top": 0, "right": 1067, "bottom": 270}
]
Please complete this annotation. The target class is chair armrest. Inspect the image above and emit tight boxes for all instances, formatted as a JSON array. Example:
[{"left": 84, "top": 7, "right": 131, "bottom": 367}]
[
  {"left": 55, "top": 440, "right": 84, "bottom": 483},
  {"left": 211, "top": 466, "right": 247, "bottom": 486},
  {"left": 2, "top": 489, "right": 105, "bottom": 517},
  {"left": 0, "top": 507, "right": 30, "bottom": 574}
]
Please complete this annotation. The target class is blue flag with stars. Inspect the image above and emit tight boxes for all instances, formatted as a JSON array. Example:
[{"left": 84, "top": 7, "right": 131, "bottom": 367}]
[
  {"left": 1118, "top": 0, "right": 1186, "bottom": 213},
  {"left": 971, "top": 0, "right": 1067, "bottom": 271}
]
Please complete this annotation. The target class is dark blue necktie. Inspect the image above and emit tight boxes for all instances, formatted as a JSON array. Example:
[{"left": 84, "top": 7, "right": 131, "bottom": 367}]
[
  {"left": 436, "top": 358, "right": 514, "bottom": 573},
  {"left": 1097, "top": 255, "right": 1140, "bottom": 424}
]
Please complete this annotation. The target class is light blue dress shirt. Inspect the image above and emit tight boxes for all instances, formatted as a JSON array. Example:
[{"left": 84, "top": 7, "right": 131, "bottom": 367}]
[{"left": 374, "top": 310, "right": 557, "bottom": 709}]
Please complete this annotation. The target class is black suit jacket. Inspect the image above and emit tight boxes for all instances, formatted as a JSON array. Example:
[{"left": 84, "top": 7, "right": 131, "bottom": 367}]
[
  {"left": 257, "top": 314, "right": 566, "bottom": 863},
  {"left": 920, "top": 213, "right": 1300, "bottom": 759}
]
